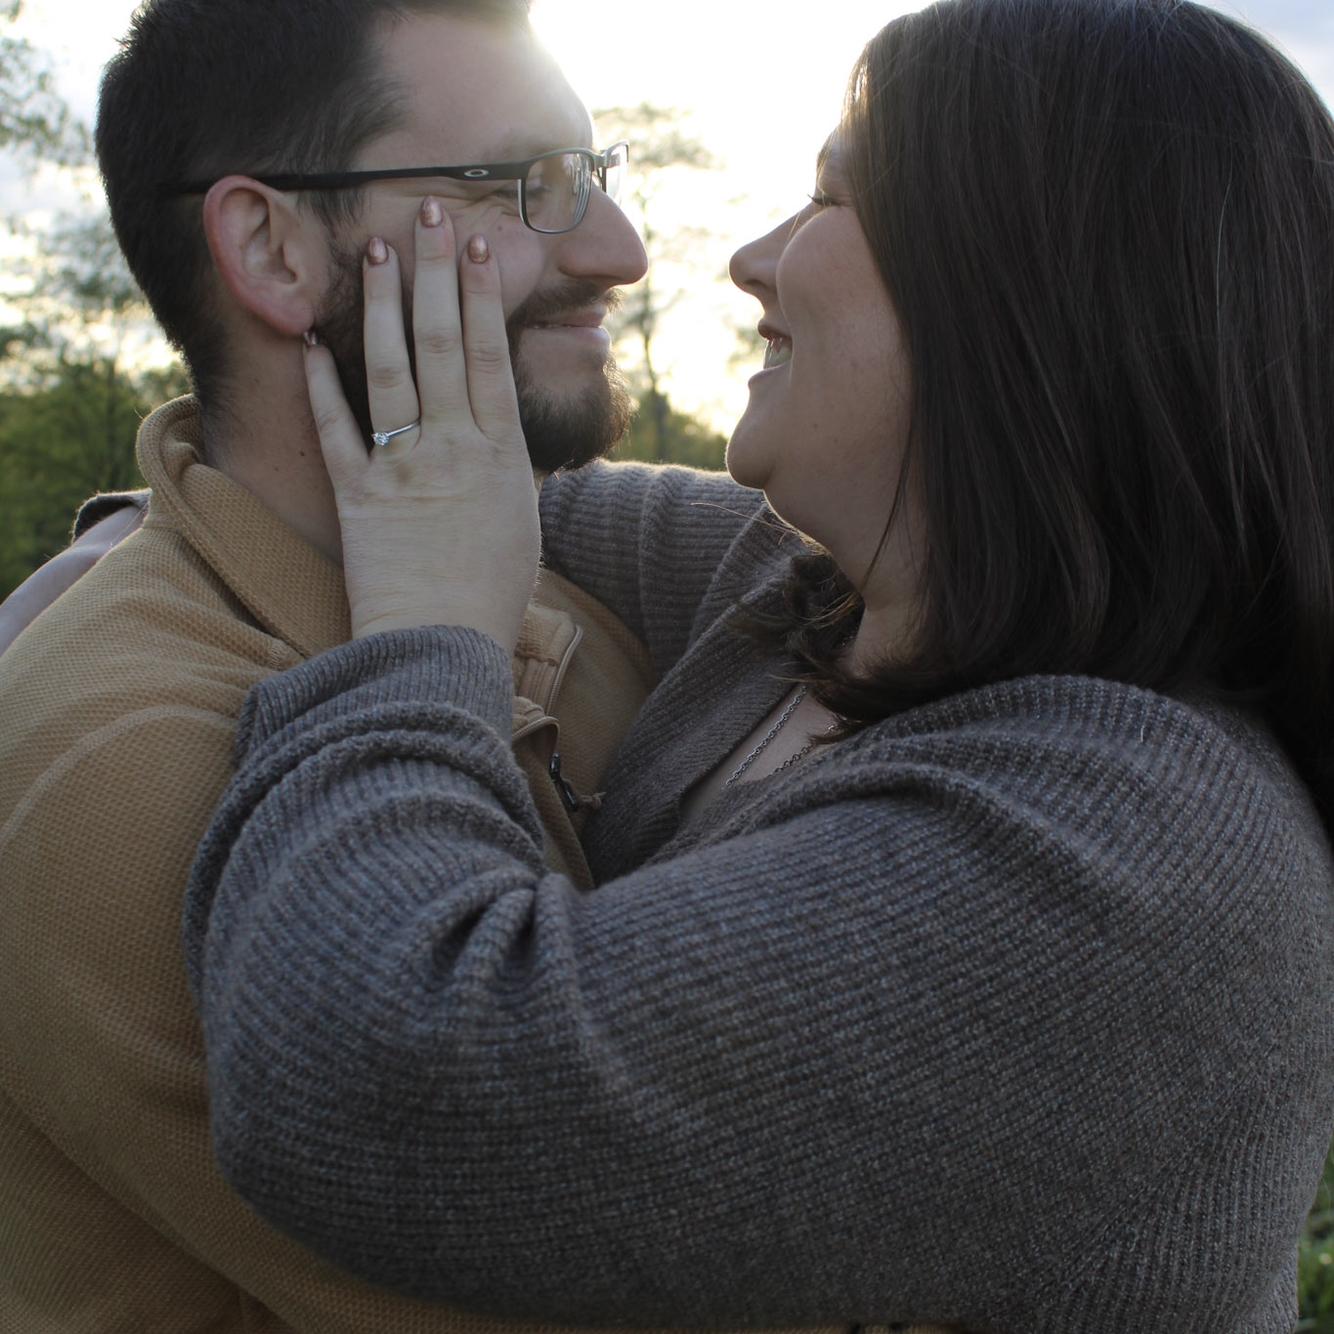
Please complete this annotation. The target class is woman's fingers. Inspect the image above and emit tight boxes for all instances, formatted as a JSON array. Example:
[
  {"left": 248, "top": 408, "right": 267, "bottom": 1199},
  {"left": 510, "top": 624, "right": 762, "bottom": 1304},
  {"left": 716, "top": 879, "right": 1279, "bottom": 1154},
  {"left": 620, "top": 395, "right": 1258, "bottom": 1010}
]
[
  {"left": 412, "top": 197, "right": 471, "bottom": 426},
  {"left": 322, "top": 198, "right": 524, "bottom": 481},
  {"left": 304, "top": 340, "right": 371, "bottom": 487},
  {"left": 458, "top": 233, "right": 522, "bottom": 442},
  {"left": 313, "top": 200, "right": 538, "bottom": 653},
  {"left": 363, "top": 237, "right": 421, "bottom": 454}
]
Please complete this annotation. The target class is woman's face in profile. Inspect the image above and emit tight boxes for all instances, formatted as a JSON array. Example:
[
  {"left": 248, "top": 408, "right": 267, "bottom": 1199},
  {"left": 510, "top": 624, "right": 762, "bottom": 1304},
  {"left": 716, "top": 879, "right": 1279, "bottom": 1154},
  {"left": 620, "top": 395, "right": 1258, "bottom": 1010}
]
[{"left": 726, "top": 139, "right": 914, "bottom": 590}]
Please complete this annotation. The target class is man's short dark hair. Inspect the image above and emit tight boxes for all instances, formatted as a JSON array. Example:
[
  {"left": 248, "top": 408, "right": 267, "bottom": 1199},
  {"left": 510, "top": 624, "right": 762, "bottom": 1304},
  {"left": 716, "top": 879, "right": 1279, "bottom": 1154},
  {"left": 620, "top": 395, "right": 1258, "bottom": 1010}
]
[{"left": 96, "top": 0, "right": 531, "bottom": 415}]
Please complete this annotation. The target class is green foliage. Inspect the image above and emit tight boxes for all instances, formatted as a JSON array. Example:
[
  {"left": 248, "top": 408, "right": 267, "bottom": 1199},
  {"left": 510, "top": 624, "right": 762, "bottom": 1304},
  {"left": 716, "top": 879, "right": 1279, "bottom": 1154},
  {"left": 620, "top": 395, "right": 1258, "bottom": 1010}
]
[
  {"left": 1300, "top": 1144, "right": 1334, "bottom": 1329},
  {"left": 612, "top": 388, "right": 727, "bottom": 470},
  {"left": 0, "top": 358, "right": 188, "bottom": 598}
]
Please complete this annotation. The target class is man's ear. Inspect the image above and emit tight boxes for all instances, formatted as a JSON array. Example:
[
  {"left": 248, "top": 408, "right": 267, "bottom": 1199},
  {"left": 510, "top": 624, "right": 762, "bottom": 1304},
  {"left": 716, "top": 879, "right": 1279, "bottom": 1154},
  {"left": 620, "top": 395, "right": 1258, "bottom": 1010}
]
[{"left": 202, "top": 176, "right": 326, "bottom": 337}]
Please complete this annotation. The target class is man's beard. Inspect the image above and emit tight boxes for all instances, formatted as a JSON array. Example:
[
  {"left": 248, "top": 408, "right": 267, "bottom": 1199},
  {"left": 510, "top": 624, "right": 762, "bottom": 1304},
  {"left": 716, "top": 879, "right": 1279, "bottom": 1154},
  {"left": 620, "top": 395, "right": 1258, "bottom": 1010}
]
[{"left": 315, "top": 240, "right": 633, "bottom": 473}]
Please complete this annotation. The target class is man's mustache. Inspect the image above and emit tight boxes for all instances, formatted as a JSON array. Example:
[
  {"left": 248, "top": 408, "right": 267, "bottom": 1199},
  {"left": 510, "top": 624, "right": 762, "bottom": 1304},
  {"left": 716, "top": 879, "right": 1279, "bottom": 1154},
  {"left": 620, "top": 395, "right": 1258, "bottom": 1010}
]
[{"left": 507, "top": 282, "right": 624, "bottom": 339}]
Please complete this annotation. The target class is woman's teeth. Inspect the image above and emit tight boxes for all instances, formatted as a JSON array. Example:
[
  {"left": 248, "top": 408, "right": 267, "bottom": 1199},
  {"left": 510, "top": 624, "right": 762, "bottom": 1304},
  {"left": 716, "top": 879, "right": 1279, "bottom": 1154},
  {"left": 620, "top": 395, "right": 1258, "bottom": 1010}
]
[{"left": 763, "top": 336, "right": 792, "bottom": 369}]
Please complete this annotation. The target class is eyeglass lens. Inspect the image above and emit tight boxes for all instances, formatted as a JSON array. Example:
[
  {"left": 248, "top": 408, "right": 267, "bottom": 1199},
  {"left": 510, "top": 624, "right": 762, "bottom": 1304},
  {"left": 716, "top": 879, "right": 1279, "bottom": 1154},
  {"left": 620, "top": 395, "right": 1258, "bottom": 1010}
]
[
  {"left": 523, "top": 152, "right": 585, "bottom": 232},
  {"left": 523, "top": 148, "right": 625, "bottom": 233},
  {"left": 602, "top": 144, "right": 626, "bottom": 204}
]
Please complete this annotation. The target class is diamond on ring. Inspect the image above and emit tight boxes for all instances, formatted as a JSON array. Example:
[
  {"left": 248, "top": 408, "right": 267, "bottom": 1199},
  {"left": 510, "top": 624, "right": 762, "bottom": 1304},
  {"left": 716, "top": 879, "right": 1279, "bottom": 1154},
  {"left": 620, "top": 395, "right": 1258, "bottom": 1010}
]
[{"left": 371, "top": 419, "right": 421, "bottom": 448}]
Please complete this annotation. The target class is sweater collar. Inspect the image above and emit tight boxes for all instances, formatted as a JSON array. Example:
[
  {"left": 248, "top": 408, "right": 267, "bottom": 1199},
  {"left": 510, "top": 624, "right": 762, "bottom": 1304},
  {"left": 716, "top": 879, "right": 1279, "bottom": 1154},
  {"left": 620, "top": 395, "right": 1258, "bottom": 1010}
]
[
  {"left": 134, "top": 394, "right": 584, "bottom": 720},
  {"left": 133, "top": 398, "right": 583, "bottom": 719},
  {"left": 136, "top": 397, "right": 352, "bottom": 659}
]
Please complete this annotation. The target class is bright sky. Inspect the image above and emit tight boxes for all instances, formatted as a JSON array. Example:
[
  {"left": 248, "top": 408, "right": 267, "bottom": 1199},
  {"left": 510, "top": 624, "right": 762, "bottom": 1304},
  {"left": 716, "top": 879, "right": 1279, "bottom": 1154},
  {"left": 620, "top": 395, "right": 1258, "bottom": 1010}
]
[{"left": 6, "top": 0, "right": 1334, "bottom": 432}]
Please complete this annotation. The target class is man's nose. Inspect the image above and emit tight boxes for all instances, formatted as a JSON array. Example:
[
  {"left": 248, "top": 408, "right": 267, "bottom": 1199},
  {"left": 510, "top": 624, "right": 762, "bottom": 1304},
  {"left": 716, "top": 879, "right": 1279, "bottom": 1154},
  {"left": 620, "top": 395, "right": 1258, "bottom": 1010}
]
[{"left": 556, "top": 188, "right": 648, "bottom": 287}]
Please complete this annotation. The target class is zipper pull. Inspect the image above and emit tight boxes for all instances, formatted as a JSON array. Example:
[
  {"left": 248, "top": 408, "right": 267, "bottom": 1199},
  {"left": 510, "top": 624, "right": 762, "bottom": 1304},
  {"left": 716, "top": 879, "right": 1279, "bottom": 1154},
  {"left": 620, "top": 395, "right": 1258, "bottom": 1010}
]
[{"left": 548, "top": 752, "right": 582, "bottom": 814}]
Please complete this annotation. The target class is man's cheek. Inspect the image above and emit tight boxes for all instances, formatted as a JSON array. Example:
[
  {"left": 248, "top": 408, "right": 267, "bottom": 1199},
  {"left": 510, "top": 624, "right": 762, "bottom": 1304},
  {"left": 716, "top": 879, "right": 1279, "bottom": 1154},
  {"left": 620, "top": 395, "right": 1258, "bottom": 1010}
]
[
  {"left": 509, "top": 331, "right": 540, "bottom": 385},
  {"left": 490, "top": 228, "right": 543, "bottom": 318}
]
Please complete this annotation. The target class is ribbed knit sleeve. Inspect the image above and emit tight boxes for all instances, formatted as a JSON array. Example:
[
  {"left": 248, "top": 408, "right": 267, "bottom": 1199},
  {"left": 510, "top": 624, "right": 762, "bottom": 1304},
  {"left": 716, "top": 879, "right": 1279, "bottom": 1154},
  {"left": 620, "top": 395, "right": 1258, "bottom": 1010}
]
[
  {"left": 539, "top": 462, "right": 768, "bottom": 674},
  {"left": 185, "top": 625, "right": 1334, "bottom": 1331}
]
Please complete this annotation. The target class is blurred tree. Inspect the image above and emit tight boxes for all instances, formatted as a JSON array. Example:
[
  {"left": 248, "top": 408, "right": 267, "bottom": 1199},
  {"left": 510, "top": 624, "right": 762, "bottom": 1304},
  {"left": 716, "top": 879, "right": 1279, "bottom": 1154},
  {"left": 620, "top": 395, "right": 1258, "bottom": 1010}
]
[
  {"left": 0, "top": 0, "right": 88, "bottom": 165},
  {"left": 595, "top": 103, "right": 720, "bottom": 461},
  {"left": 612, "top": 388, "right": 727, "bottom": 471},
  {"left": 0, "top": 2, "right": 162, "bottom": 406},
  {"left": 5, "top": 211, "right": 149, "bottom": 375},
  {"left": 0, "top": 204, "right": 187, "bottom": 598}
]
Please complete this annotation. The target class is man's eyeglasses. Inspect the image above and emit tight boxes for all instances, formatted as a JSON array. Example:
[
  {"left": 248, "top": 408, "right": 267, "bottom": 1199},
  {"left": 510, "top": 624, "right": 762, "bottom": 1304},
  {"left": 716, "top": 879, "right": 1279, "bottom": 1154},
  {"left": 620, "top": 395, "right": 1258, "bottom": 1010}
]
[{"left": 162, "top": 142, "right": 629, "bottom": 236}]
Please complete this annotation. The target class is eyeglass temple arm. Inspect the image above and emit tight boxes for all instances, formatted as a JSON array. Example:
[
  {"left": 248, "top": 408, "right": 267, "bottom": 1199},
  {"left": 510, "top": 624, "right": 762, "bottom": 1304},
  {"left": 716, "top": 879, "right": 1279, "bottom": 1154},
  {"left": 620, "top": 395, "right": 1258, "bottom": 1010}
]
[{"left": 163, "top": 145, "right": 624, "bottom": 198}]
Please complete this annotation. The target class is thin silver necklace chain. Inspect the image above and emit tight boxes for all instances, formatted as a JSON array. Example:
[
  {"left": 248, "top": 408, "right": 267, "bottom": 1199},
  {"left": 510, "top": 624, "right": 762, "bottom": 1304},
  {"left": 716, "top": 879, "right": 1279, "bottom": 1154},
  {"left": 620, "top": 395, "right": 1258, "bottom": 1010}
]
[{"left": 724, "top": 684, "right": 837, "bottom": 788}]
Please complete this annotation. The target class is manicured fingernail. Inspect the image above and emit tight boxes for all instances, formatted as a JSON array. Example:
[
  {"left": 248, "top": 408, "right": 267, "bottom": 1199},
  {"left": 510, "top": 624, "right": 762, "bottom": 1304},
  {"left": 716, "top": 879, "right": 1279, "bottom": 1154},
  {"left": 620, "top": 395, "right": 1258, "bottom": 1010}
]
[
  {"left": 421, "top": 196, "right": 443, "bottom": 228},
  {"left": 367, "top": 236, "right": 388, "bottom": 266},
  {"left": 468, "top": 234, "right": 489, "bottom": 263},
  {"left": 303, "top": 329, "right": 319, "bottom": 347}
]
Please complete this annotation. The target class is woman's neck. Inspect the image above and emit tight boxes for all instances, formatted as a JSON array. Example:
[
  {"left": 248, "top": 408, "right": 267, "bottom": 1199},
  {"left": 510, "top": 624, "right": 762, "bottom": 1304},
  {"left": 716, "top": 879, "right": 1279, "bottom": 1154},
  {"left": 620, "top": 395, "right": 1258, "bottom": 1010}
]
[{"left": 846, "top": 596, "right": 920, "bottom": 675}]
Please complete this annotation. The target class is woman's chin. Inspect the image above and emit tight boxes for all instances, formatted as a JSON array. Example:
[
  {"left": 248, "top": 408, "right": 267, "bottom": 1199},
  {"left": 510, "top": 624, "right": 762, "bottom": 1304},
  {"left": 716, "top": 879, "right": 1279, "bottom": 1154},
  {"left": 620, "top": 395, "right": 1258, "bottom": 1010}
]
[{"left": 724, "top": 421, "right": 771, "bottom": 491}]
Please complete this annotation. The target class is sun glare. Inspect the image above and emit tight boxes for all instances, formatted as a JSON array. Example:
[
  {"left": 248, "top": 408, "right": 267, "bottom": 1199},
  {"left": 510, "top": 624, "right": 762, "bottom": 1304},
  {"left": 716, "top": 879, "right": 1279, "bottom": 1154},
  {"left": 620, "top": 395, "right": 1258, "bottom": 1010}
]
[{"left": 530, "top": 0, "right": 924, "bottom": 433}]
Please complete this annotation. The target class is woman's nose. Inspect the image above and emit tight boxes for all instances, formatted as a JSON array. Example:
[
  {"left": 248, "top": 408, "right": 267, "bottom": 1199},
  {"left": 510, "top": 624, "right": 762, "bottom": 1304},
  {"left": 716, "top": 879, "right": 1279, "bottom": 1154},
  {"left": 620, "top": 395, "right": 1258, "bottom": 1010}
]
[{"left": 729, "top": 215, "right": 791, "bottom": 298}]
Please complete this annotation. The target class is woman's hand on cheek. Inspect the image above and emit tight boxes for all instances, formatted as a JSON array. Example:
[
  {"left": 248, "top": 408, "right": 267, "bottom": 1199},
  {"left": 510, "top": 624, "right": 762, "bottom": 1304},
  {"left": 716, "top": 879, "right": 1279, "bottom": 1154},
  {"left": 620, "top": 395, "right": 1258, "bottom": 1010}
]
[{"left": 304, "top": 198, "right": 540, "bottom": 656}]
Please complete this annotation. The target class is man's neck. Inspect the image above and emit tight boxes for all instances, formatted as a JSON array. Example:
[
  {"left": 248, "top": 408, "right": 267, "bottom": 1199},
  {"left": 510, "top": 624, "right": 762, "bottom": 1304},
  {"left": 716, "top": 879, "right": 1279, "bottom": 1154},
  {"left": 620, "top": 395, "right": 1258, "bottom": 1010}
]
[
  {"left": 201, "top": 388, "right": 345, "bottom": 566},
  {"left": 198, "top": 370, "right": 549, "bottom": 572}
]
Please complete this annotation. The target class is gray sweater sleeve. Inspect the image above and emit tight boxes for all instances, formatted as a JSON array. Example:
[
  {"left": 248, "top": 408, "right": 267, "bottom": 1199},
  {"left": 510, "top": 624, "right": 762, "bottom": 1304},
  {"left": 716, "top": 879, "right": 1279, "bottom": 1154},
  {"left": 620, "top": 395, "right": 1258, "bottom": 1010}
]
[
  {"left": 184, "top": 627, "right": 1334, "bottom": 1329},
  {"left": 539, "top": 461, "right": 768, "bottom": 674}
]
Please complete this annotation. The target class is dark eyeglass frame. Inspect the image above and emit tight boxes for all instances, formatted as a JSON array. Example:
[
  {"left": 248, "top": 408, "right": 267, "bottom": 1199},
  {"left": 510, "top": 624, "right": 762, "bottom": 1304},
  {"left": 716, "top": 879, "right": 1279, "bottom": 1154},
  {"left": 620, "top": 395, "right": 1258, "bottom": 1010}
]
[{"left": 161, "top": 142, "right": 629, "bottom": 236}]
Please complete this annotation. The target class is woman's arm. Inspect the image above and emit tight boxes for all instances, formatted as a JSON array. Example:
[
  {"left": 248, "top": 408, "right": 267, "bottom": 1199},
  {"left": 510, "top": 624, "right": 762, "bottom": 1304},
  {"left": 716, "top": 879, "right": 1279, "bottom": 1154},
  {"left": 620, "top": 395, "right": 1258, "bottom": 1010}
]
[
  {"left": 241, "top": 205, "right": 1331, "bottom": 1326},
  {"left": 538, "top": 460, "right": 768, "bottom": 674},
  {"left": 186, "top": 627, "right": 1326, "bottom": 1326}
]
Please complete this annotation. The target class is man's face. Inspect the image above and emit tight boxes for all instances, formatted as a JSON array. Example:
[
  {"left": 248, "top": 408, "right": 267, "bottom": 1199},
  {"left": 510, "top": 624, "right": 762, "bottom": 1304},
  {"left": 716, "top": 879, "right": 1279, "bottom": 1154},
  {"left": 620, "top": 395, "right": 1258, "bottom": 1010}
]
[{"left": 314, "top": 13, "right": 648, "bottom": 472}]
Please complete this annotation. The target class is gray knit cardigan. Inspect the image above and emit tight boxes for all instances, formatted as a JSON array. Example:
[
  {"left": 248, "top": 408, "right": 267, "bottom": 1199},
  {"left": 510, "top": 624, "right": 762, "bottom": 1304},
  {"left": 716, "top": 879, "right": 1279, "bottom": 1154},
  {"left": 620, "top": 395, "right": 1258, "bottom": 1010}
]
[{"left": 186, "top": 460, "right": 1334, "bottom": 1333}]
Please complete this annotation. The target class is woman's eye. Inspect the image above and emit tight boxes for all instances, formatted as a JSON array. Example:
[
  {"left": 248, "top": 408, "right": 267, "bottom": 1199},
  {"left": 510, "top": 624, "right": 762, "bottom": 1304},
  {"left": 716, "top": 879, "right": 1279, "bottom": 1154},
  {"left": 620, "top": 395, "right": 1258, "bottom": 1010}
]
[{"left": 807, "top": 190, "right": 837, "bottom": 209}]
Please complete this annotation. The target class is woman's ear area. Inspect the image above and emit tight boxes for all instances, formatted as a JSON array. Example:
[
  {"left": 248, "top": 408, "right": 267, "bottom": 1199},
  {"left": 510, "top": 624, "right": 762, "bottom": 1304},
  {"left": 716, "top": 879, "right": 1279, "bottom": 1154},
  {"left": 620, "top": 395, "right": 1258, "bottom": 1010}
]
[{"left": 202, "top": 175, "right": 326, "bottom": 337}]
